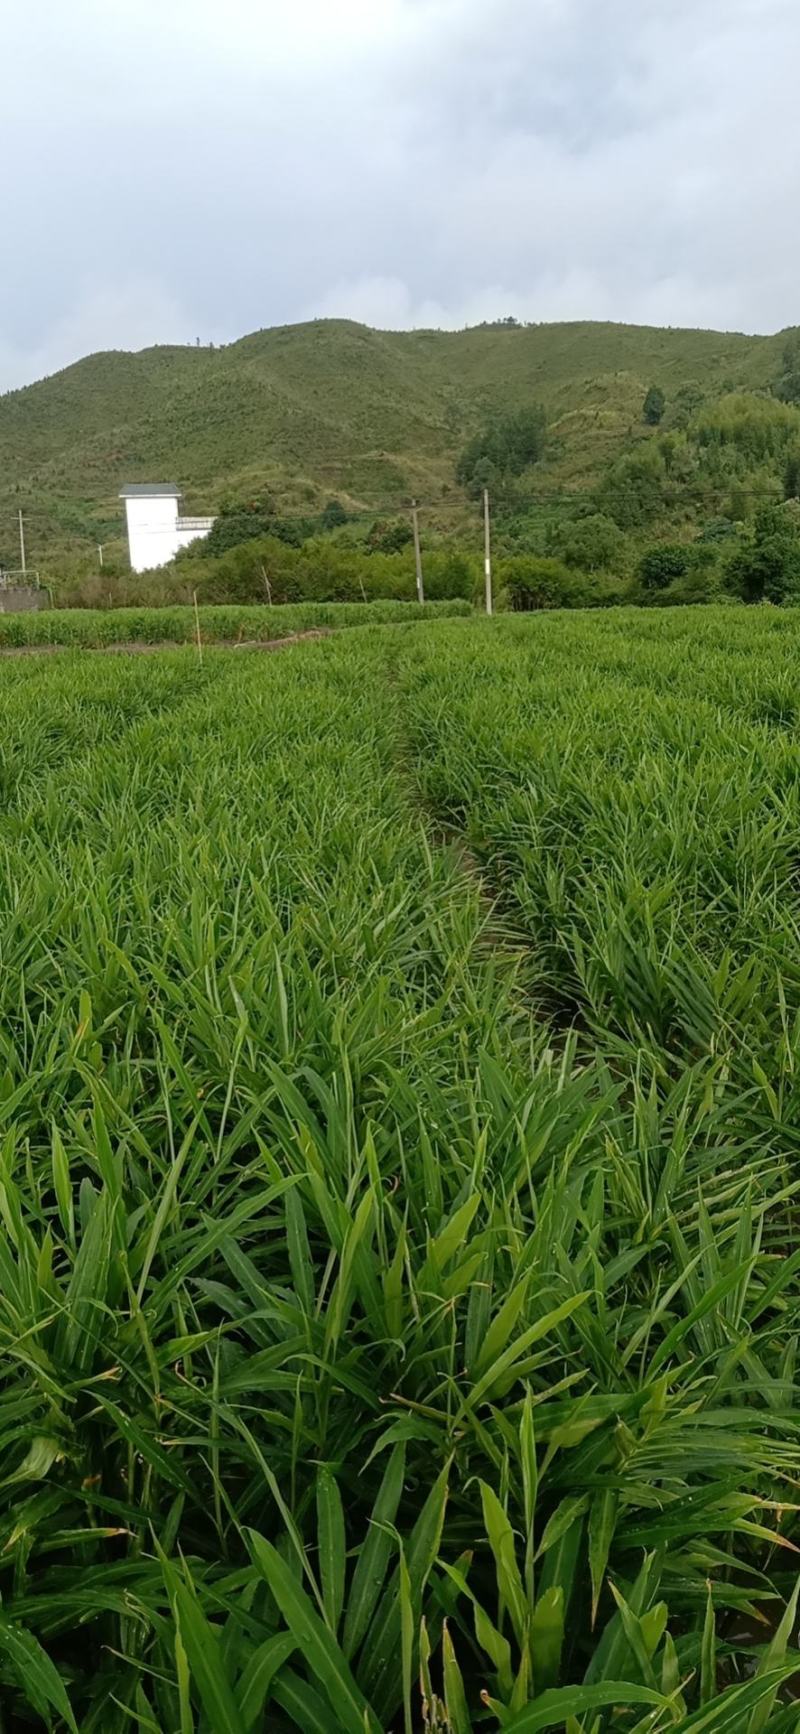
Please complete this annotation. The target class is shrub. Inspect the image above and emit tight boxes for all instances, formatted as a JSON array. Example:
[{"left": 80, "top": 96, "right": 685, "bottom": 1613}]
[
  {"left": 784, "top": 448, "right": 800, "bottom": 499},
  {"left": 423, "top": 549, "right": 477, "bottom": 600},
  {"left": 596, "top": 447, "right": 666, "bottom": 529},
  {"left": 185, "top": 533, "right": 476, "bottom": 609},
  {"left": 498, "top": 555, "right": 626, "bottom": 611},
  {"left": 774, "top": 330, "right": 800, "bottom": 404},
  {"left": 456, "top": 407, "right": 546, "bottom": 498},
  {"left": 643, "top": 385, "right": 666, "bottom": 425},
  {"left": 367, "top": 519, "right": 414, "bottom": 554},
  {"left": 638, "top": 544, "right": 691, "bottom": 589},
  {"left": 198, "top": 498, "right": 280, "bottom": 558},
  {"left": 498, "top": 556, "right": 574, "bottom": 610},
  {"left": 319, "top": 498, "right": 349, "bottom": 530},
  {"left": 724, "top": 505, "right": 800, "bottom": 603},
  {"left": 548, "top": 513, "right": 628, "bottom": 572},
  {"left": 695, "top": 393, "right": 800, "bottom": 462},
  {"left": 700, "top": 516, "right": 737, "bottom": 543},
  {"left": 643, "top": 565, "right": 725, "bottom": 607}
]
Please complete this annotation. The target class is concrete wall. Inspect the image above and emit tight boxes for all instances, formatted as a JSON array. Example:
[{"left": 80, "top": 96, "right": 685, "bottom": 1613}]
[
  {"left": 0, "top": 585, "right": 47, "bottom": 613},
  {"left": 124, "top": 495, "right": 215, "bottom": 571}
]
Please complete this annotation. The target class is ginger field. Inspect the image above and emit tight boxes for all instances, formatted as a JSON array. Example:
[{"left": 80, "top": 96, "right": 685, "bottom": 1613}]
[
  {"left": 3, "top": 608, "right": 800, "bottom": 1732},
  {"left": 0, "top": 598, "right": 468, "bottom": 650}
]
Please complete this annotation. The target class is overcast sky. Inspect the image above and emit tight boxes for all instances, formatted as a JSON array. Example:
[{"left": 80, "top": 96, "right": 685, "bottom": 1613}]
[{"left": 1, "top": 0, "right": 798, "bottom": 391}]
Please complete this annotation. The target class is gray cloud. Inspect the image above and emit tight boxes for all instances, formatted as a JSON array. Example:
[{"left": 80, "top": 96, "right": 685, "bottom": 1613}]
[{"left": 1, "top": 0, "right": 798, "bottom": 390}]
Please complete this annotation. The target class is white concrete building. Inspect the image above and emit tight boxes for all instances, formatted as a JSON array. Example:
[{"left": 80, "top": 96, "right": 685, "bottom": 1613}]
[{"left": 120, "top": 484, "right": 215, "bottom": 572}]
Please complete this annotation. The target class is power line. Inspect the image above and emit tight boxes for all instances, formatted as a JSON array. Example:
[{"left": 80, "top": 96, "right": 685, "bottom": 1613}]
[
  {"left": 1, "top": 479, "right": 793, "bottom": 522},
  {"left": 0, "top": 481, "right": 795, "bottom": 558}
]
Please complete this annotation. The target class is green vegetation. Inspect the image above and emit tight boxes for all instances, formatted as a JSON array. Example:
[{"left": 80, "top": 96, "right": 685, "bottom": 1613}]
[
  {"left": 0, "top": 316, "right": 791, "bottom": 576},
  {"left": 4, "top": 609, "right": 800, "bottom": 1729},
  {"left": 198, "top": 496, "right": 354, "bottom": 560},
  {"left": 783, "top": 449, "right": 800, "bottom": 499},
  {"left": 0, "top": 598, "right": 468, "bottom": 649},
  {"left": 774, "top": 329, "right": 800, "bottom": 404},
  {"left": 182, "top": 537, "right": 475, "bottom": 608},
  {"left": 724, "top": 504, "right": 800, "bottom": 602},
  {"left": 455, "top": 406, "right": 547, "bottom": 499},
  {"left": 9, "top": 316, "right": 800, "bottom": 618},
  {"left": 642, "top": 384, "right": 666, "bottom": 424},
  {"left": 544, "top": 513, "right": 626, "bottom": 572},
  {"left": 497, "top": 554, "right": 624, "bottom": 611},
  {"left": 637, "top": 543, "right": 693, "bottom": 588}
]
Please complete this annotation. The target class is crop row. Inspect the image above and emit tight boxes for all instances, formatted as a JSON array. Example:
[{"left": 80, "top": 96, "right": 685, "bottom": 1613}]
[
  {"left": 0, "top": 596, "right": 469, "bottom": 648},
  {"left": 0, "top": 617, "right": 798, "bottom": 1730}
]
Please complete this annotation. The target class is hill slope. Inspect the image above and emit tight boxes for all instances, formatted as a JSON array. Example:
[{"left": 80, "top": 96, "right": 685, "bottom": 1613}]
[{"left": 0, "top": 317, "right": 787, "bottom": 565}]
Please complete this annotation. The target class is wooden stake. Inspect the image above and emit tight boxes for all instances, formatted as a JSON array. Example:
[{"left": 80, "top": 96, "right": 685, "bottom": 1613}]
[
  {"left": 483, "top": 487, "right": 493, "bottom": 616},
  {"left": 411, "top": 500, "right": 424, "bottom": 604},
  {"left": 192, "top": 589, "right": 203, "bottom": 663},
  {"left": 260, "top": 563, "right": 272, "bottom": 606}
]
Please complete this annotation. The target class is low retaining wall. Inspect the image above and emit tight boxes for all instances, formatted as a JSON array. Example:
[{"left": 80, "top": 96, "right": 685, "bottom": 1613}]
[{"left": 0, "top": 586, "right": 47, "bottom": 614}]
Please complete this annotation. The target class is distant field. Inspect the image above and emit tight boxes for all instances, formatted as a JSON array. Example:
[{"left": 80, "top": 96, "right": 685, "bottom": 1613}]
[
  {"left": 2, "top": 608, "right": 800, "bottom": 1731},
  {"left": 0, "top": 596, "right": 470, "bottom": 647}
]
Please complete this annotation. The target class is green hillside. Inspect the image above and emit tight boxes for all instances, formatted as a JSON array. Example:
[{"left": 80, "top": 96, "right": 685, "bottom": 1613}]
[{"left": 0, "top": 316, "right": 790, "bottom": 568}]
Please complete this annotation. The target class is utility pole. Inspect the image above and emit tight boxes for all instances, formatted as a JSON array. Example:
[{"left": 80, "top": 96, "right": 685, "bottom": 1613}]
[
  {"left": 483, "top": 487, "right": 493, "bottom": 616},
  {"left": 18, "top": 510, "right": 26, "bottom": 575},
  {"left": 411, "top": 499, "right": 425, "bottom": 604}
]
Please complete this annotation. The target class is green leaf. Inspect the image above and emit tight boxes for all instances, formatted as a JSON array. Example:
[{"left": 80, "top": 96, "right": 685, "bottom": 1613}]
[
  {"left": 678, "top": 1668, "right": 800, "bottom": 1731},
  {"left": 501, "top": 1681, "right": 667, "bottom": 1732},
  {"left": 174, "top": 1622, "right": 193, "bottom": 1734},
  {"left": 534, "top": 1496, "right": 589, "bottom": 1563},
  {"left": 700, "top": 1582, "right": 716, "bottom": 1707},
  {"left": 399, "top": 1543, "right": 414, "bottom": 1734},
  {"left": 286, "top": 1185, "right": 315, "bottom": 1316},
  {"left": 342, "top": 1442, "right": 406, "bottom": 1661},
  {"left": 317, "top": 1466, "right": 346, "bottom": 1636},
  {"left": 4, "top": 1434, "right": 61, "bottom": 1486},
  {"left": 588, "top": 1490, "right": 617, "bottom": 1627},
  {"left": 747, "top": 1576, "right": 800, "bottom": 1734},
  {"left": 463, "top": 1292, "right": 591, "bottom": 1414},
  {"left": 607, "top": 1583, "right": 659, "bottom": 1691},
  {"left": 247, "top": 1530, "right": 381, "bottom": 1734},
  {"left": 171, "top": 1579, "right": 247, "bottom": 1734},
  {"left": 480, "top": 1480, "right": 529, "bottom": 1647},
  {"left": 648, "top": 1263, "right": 752, "bottom": 1375},
  {"left": 238, "top": 1634, "right": 296, "bottom": 1731},
  {"left": 358, "top": 1460, "right": 450, "bottom": 1719},
  {"left": 531, "top": 1586, "right": 564, "bottom": 1695},
  {"left": 271, "top": 1665, "right": 343, "bottom": 1733},
  {"left": 427, "top": 1194, "right": 481, "bottom": 1275},
  {"left": 0, "top": 1616, "right": 79, "bottom": 1734},
  {"left": 443, "top": 1622, "right": 473, "bottom": 1734},
  {"left": 520, "top": 1388, "right": 538, "bottom": 1607},
  {"left": 439, "top": 1560, "right": 514, "bottom": 1698},
  {"left": 584, "top": 1551, "right": 662, "bottom": 1686},
  {"left": 51, "top": 1125, "right": 73, "bottom": 1246},
  {"left": 476, "top": 1276, "right": 530, "bottom": 1373}
]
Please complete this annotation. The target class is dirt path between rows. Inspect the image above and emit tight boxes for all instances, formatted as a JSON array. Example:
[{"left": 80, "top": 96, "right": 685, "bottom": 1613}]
[{"left": 0, "top": 628, "right": 333, "bottom": 658}]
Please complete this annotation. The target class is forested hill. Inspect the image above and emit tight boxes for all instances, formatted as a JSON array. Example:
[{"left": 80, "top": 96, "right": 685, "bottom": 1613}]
[{"left": 0, "top": 316, "right": 792, "bottom": 561}]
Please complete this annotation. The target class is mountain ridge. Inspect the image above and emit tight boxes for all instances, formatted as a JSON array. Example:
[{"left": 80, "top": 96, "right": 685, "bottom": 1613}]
[{"left": 0, "top": 316, "right": 788, "bottom": 565}]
